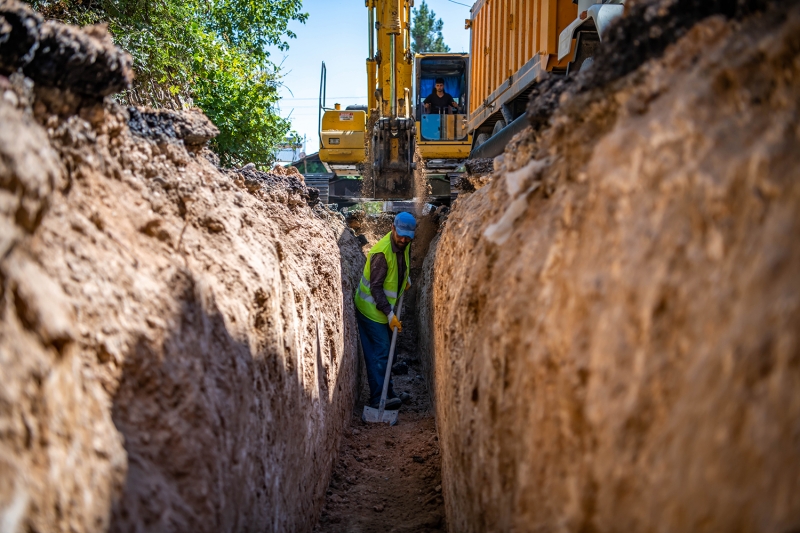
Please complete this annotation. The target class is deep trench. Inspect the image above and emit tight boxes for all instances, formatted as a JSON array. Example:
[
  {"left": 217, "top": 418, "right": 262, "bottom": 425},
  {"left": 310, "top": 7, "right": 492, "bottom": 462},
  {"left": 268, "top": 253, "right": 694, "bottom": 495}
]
[
  {"left": 313, "top": 224, "right": 445, "bottom": 533},
  {"left": 3, "top": 1, "right": 800, "bottom": 531}
]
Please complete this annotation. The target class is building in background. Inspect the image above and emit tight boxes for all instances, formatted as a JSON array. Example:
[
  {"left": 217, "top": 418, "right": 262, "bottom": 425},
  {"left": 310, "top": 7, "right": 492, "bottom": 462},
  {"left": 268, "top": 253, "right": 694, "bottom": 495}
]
[{"left": 273, "top": 134, "right": 306, "bottom": 165}]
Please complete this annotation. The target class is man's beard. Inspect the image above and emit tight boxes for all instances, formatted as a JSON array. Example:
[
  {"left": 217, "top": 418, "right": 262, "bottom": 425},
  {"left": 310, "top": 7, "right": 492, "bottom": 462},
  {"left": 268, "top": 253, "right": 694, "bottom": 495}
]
[{"left": 392, "top": 235, "right": 409, "bottom": 249}]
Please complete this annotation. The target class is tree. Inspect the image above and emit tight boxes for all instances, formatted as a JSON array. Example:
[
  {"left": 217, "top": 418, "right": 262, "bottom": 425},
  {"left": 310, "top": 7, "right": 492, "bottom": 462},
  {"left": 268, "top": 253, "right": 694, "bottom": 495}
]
[
  {"left": 411, "top": 1, "right": 450, "bottom": 53},
  {"left": 26, "top": 0, "right": 307, "bottom": 168}
]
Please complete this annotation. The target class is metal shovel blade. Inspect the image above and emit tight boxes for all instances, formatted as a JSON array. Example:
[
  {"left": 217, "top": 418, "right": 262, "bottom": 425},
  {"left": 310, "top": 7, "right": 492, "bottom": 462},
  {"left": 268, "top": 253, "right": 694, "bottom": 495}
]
[{"left": 361, "top": 405, "right": 399, "bottom": 425}]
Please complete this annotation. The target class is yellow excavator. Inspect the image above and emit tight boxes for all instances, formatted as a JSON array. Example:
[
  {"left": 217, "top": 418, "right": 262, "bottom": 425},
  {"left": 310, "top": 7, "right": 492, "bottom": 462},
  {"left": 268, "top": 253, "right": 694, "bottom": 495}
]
[{"left": 318, "top": 0, "right": 471, "bottom": 203}]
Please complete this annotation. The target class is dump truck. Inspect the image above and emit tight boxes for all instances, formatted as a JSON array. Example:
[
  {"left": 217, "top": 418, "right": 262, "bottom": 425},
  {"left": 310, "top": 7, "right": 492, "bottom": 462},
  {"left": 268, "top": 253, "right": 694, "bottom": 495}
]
[{"left": 468, "top": 0, "right": 625, "bottom": 159}]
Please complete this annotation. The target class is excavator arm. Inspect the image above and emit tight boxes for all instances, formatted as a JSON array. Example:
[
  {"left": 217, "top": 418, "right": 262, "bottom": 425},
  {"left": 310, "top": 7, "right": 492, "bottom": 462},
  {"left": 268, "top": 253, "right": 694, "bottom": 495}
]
[
  {"left": 367, "top": 0, "right": 415, "bottom": 199},
  {"left": 320, "top": 0, "right": 416, "bottom": 200}
]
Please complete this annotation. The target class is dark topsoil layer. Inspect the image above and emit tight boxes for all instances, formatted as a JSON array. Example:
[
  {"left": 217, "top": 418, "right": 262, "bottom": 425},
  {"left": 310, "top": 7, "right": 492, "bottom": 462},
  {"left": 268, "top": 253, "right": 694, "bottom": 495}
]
[
  {"left": 0, "top": 0, "right": 132, "bottom": 96},
  {"left": 527, "top": 0, "right": 779, "bottom": 130}
]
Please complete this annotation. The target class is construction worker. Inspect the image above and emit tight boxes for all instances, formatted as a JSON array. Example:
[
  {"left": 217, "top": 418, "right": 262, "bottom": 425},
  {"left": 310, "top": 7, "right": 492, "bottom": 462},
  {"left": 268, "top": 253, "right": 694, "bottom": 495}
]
[{"left": 354, "top": 212, "right": 416, "bottom": 410}]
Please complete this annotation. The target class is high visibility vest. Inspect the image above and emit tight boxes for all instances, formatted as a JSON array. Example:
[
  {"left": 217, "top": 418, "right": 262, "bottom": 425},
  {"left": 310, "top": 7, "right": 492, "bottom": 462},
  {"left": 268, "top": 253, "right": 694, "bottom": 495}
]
[{"left": 355, "top": 232, "right": 411, "bottom": 324}]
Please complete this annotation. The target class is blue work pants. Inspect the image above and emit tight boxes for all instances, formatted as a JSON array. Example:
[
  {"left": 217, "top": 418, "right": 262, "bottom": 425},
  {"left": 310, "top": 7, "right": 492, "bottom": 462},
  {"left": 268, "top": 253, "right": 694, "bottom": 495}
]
[{"left": 356, "top": 309, "right": 396, "bottom": 405}]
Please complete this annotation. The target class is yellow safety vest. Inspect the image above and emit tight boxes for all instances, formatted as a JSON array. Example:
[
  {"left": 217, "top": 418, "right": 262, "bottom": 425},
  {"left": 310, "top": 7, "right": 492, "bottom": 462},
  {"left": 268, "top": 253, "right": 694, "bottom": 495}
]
[{"left": 355, "top": 232, "right": 411, "bottom": 324}]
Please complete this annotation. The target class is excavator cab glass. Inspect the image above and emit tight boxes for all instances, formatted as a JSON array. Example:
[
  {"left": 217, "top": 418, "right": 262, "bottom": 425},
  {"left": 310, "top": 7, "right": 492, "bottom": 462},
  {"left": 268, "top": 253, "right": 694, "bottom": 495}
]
[{"left": 415, "top": 56, "right": 469, "bottom": 142}]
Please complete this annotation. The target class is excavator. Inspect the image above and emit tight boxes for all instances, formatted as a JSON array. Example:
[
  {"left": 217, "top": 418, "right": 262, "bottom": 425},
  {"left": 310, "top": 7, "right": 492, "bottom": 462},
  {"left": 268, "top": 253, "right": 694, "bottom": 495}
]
[{"left": 318, "top": 0, "right": 471, "bottom": 203}]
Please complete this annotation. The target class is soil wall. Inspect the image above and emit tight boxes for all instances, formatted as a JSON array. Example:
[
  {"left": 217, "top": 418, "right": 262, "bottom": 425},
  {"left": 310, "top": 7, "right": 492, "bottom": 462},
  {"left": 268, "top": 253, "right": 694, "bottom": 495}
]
[
  {"left": 424, "top": 5, "right": 800, "bottom": 532},
  {"left": 0, "top": 5, "right": 363, "bottom": 531}
]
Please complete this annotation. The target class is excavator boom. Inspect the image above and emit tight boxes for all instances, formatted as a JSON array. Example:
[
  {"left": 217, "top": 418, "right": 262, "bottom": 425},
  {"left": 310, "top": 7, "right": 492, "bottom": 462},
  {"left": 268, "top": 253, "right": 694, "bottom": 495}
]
[
  {"left": 320, "top": 1, "right": 416, "bottom": 200},
  {"left": 366, "top": 0, "right": 416, "bottom": 199}
]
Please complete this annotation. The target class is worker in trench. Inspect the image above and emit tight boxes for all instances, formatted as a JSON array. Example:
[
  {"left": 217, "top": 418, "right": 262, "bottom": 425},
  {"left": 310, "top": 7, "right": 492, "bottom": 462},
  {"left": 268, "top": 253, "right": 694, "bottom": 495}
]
[{"left": 354, "top": 212, "right": 417, "bottom": 410}]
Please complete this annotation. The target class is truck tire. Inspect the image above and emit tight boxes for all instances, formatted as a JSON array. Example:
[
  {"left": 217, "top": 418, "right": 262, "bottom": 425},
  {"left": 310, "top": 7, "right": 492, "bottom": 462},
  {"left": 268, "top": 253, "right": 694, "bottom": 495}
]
[
  {"left": 492, "top": 119, "right": 506, "bottom": 136},
  {"left": 474, "top": 132, "right": 490, "bottom": 149},
  {"left": 567, "top": 30, "right": 601, "bottom": 76}
]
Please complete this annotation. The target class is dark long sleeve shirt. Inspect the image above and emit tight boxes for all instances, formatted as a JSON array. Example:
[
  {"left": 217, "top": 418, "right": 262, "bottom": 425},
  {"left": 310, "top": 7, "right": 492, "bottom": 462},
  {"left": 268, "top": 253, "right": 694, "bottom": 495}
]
[
  {"left": 369, "top": 238, "right": 408, "bottom": 317},
  {"left": 423, "top": 91, "right": 456, "bottom": 113}
]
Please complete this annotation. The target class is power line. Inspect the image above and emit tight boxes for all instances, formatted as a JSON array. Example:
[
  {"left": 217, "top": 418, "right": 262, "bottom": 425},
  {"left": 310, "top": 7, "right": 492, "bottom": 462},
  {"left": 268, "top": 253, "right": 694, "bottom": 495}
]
[
  {"left": 442, "top": 0, "right": 472, "bottom": 7},
  {"left": 280, "top": 96, "right": 367, "bottom": 101},
  {"left": 282, "top": 107, "right": 358, "bottom": 110}
]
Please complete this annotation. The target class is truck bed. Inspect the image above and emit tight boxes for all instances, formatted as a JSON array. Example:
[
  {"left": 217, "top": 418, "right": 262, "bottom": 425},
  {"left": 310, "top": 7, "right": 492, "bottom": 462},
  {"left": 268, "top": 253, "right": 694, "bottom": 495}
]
[{"left": 468, "top": 0, "right": 577, "bottom": 134}]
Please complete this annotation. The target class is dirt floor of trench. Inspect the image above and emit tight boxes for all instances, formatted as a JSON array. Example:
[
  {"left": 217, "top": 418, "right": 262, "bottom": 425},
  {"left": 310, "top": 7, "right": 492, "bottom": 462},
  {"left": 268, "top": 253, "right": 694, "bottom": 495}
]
[{"left": 314, "top": 220, "right": 445, "bottom": 533}]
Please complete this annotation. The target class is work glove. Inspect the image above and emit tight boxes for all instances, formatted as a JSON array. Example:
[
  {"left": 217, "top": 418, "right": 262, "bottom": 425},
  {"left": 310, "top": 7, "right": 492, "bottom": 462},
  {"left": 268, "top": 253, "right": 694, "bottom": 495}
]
[
  {"left": 387, "top": 311, "right": 403, "bottom": 333},
  {"left": 404, "top": 280, "right": 411, "bottom": 291}
]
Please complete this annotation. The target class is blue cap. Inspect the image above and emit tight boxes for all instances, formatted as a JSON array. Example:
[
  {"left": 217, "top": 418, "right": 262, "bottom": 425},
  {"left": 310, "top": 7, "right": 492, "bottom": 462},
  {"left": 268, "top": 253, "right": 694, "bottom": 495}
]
[{"left": 394, "top": 212, "right": 416, "bottom": 239}]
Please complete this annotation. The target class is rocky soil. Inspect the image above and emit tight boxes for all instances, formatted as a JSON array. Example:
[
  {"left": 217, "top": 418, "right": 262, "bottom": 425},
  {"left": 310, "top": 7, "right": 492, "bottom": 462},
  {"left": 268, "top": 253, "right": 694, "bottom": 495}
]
[
  {"left": 0, "top": 3, "right": 363, "bottom": 532},
  {"left": 422, "top": 2, "right": 800, "bottom": 532}
]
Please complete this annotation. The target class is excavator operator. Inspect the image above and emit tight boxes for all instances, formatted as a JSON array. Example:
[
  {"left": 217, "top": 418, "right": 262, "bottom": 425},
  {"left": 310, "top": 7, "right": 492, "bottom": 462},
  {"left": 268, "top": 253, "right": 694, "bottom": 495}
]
[
  {"left": 423, "top": 77, "right": 458, "bottom": 114},
  {"left": 354, "top": 212, "right": 417, "bottom": 410}
]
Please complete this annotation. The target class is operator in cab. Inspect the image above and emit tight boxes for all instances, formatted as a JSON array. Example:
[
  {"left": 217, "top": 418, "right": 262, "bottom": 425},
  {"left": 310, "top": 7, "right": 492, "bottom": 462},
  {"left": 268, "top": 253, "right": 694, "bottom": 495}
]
[
  {"left": 354, "top": 212, "right": 416, "bottom": 411},
  {"left": 423, "top": 77, "right": 458, "bottom": 114}
]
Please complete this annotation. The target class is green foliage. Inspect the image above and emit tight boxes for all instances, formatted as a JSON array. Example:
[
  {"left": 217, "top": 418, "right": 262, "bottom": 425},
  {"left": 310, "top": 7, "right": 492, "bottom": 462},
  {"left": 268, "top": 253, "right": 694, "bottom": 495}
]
[
  {"left": 26, "top": 0, "right": 307, "bottom": 168},
  {"left": 342, "top": 202, "right": 382, "bottom": 215},
  {"left": 411, "top": 1, "right": 449, "bottom": 54},
  {"left": 359, "top": 202, "right": 384, "bottom": 215}
]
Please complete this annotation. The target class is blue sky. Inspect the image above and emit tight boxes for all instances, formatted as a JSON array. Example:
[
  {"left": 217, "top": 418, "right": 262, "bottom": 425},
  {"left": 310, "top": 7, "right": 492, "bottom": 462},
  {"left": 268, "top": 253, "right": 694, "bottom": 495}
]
[{"left": 269, "top": 0, "right": 473, "bottom": 155}]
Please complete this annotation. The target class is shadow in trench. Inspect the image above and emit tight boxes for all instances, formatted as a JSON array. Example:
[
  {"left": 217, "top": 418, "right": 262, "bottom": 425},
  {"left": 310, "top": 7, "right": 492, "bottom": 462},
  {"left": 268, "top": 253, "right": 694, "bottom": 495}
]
[{"left": 109, "top": 265, "right": 358, "bottom": 533}]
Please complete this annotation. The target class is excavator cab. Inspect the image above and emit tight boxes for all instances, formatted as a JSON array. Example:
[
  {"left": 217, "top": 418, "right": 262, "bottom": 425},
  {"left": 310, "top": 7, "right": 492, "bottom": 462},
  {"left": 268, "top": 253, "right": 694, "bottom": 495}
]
[{"left": 414, "top": 53, "right": 471, "bottom": 194}]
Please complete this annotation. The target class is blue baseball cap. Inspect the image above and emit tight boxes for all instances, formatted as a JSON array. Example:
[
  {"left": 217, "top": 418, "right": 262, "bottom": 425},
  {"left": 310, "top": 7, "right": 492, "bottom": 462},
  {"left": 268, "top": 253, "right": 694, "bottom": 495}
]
[{"left": 394, "top": 212, "right": 416, "bottom": 239}]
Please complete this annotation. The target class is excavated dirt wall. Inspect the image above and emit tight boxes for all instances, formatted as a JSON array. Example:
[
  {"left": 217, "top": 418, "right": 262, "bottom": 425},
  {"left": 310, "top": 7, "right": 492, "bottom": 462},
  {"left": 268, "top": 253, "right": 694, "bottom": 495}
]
[
  {"left": 0, "top": 5, "right": 363, "bottom": 531},
  {"left": 422, "top": 4, "right": 800, "bottom": 532}
]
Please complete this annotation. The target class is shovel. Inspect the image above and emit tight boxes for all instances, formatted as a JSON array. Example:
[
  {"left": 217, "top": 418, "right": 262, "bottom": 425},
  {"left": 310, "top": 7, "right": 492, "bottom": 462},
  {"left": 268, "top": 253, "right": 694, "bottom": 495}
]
[{"left": 362, "top": 293, "right": 405, "bottom": 426}]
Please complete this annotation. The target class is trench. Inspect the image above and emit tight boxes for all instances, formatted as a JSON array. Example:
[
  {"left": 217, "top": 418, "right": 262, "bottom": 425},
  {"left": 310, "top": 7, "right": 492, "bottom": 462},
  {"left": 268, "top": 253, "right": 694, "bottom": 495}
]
[
  {"left": 316, "top": 3, "right": 800, "bottom": 531},
  {"left": 314, "top": 215, "right": 445, "bottom": 533}
]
